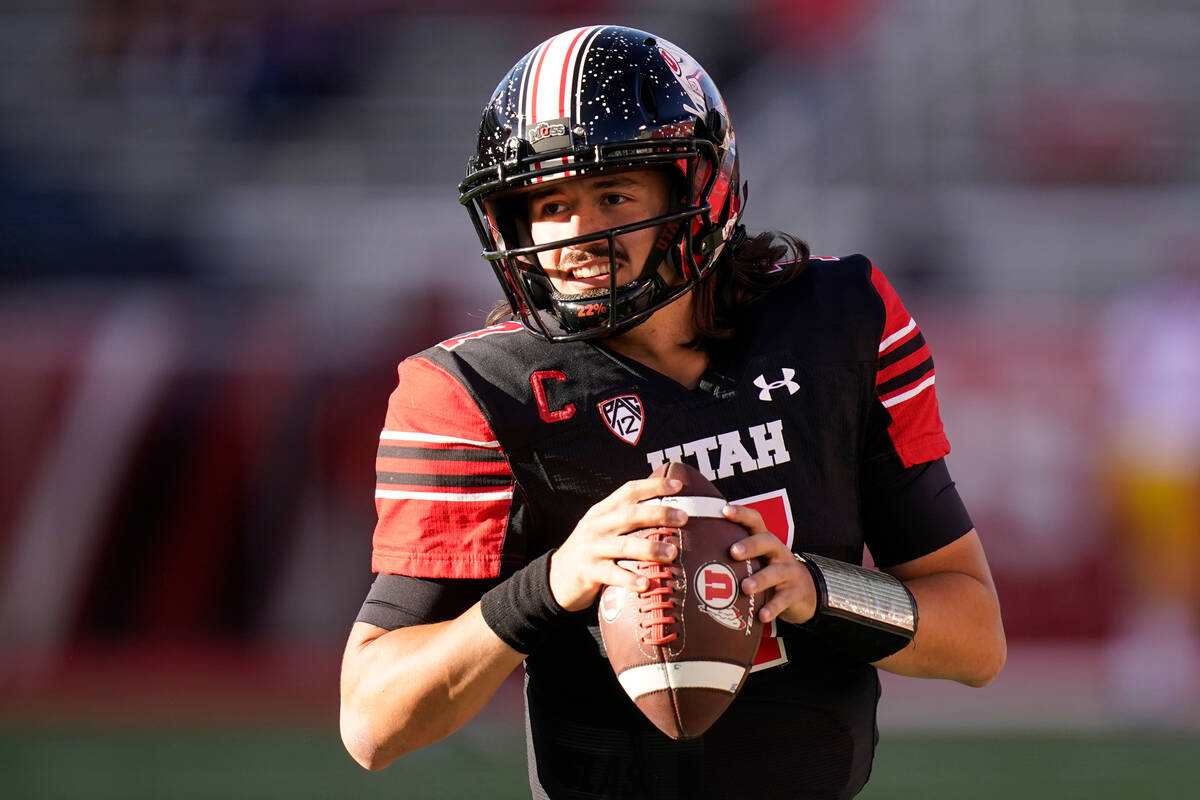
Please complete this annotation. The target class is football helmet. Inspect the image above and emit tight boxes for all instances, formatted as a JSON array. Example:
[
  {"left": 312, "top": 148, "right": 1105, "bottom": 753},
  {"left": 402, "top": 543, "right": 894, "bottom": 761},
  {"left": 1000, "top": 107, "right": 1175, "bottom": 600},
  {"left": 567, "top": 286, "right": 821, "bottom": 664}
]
[{"left": 459, "top": 26, "right": 743, "bottom": 341}]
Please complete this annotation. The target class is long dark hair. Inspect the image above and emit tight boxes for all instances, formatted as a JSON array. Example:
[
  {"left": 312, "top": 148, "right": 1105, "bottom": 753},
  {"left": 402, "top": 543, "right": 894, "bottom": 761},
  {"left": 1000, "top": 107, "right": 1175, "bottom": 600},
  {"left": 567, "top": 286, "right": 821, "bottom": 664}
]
[
  {"left": 483, "top": 228, "right": 809, "bottom": 353},
  {"left": 688, "top": 228, "right": 809, "bottom": 351}
]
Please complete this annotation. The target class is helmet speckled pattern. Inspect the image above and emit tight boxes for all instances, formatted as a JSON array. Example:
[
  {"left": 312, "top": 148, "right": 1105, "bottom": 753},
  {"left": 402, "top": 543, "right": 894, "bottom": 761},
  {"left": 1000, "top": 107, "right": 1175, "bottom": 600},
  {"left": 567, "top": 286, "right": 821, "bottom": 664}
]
[{"left": 459, "top": 26, "right": 743, "bottom": 342}]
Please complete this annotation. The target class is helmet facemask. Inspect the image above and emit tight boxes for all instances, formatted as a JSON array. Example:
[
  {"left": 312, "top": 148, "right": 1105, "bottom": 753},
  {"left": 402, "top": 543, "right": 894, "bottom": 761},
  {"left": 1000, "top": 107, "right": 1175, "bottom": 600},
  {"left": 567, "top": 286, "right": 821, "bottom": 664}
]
[
  {"left": 459, "top": 26, "right": 743, "bottom": 342},
  {"left": 471, "top": 154, "right": 718, "bottom": 341}
]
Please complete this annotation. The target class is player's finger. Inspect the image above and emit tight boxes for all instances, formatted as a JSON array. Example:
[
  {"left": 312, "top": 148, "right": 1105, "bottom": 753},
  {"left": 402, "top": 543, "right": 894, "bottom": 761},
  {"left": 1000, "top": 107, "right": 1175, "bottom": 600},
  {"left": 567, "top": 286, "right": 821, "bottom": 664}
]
[
  {"left": 729, "top": 531, "right": 788, "bottom": 562},
  {"left": 757, "top": 588, "right": 803, "bottom": 623},
  {"left": 598, "top": 561, "right": 651, "bottom": 594},
  {"left": 739, "top": 560, "right": 816, "bottom": 624},
  {"left": 739, "top": 561, "right": 797, "bottom": 596},
  {"left": 605, "top": 530, "right": 678, "bottom": 563},
  {"left": 721, "top": 503, "right": 768, "bottom": 535},
  {"left": 585, "top": 502, "right": 686, "bottom": 540},
  {"left": 606, "top": 476, "right": 684, "bottom": 508}
]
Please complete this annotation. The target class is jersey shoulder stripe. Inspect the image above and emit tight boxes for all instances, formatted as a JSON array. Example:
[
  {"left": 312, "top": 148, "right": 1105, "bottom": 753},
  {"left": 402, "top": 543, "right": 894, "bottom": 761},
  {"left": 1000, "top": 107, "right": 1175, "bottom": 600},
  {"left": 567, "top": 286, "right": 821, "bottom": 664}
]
[
  {"left": 867, "top": 262, "right": 950, "bottom": 467},
  {"left": 435, "top": 321, "right": 525, "bottom": 353},
  {"left": 371, "top": 356, "right": 514, "bottom": 579}
]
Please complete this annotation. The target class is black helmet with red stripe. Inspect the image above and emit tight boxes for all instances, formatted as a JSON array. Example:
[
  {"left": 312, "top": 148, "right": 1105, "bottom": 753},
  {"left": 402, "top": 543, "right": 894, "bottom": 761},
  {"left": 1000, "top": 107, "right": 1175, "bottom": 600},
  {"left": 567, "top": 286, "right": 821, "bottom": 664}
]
[{"left": 459, "top": 26, "right": 743, "bottom": 342}]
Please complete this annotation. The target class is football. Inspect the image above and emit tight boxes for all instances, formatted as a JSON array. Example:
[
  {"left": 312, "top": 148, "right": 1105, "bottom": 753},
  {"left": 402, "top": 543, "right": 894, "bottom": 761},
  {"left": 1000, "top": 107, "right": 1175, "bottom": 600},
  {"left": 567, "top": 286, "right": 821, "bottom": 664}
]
[{"left": 598, "top": 462, "right": 767, "bottom": 740}]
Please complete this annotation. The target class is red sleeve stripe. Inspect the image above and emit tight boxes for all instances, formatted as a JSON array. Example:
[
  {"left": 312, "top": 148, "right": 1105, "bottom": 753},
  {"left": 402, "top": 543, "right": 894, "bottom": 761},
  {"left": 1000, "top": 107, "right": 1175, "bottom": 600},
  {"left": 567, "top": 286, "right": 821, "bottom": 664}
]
[
  {"left": 376, "top": 437, "right": 513, "bottom": 500},
  {"left": 876, "top": 319, "right": 935, "bottom": 402},
  {"left": 877, "top": 355, "right": 934, "bottom": 396},
  {"left": 380, "top": 430, "right": 499, "bottom": 448},
  {"left": 378, "top": 473, "right": 510, "bottom": 488},
  {"left": 868, "top": 262, "right": 950, "bottom": 467},
  {"left": 877, "top": 351, "right": 935, "bottom": 407},
  {"left": 371, "top": 357, "right": 514, "bottom": 578},
  {"left": 878, "top": 331, "right": 926, "bottom": 369},
  {"left": 376, "top": 449, "right": 508, "bottom": 473},
  {"left": 378, "top": 444, "right": 505, "bottom": 462},
  {"left": 881, "top": 375, "right": 936, "bottom": 409},
  {"left": 878, "top": 316, "right": 917, "bottom": 353},
  {"left": 376, "top": 488, "right": 514, "bottom": 502}
]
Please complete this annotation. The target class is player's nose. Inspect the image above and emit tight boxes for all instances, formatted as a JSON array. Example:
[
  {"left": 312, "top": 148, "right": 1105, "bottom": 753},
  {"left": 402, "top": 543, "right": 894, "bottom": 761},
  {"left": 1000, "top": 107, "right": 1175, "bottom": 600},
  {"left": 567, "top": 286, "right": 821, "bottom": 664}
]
[{"left": 563, "top": 202, "right": 607, "bottom": 238}]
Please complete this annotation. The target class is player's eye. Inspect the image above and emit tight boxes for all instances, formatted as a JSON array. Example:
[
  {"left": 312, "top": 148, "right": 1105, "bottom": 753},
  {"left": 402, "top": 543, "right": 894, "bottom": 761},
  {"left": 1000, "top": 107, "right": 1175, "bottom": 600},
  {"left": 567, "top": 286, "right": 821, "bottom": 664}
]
[{"left": 533, "top": 200, "right": 568, "bottom": 218}]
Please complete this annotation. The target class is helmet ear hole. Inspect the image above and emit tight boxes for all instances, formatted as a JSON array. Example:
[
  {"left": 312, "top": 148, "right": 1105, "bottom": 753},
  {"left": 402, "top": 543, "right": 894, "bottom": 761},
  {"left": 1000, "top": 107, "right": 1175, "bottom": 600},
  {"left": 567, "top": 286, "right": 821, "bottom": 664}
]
[
  {"left": 705, "top": 108, "right": 726, "bottom": 143},
  {"left": 524, "top": 269, "right": 552, "bottom": 309},
  {"left": 485, "top": 194, "right": 533, "bottom": 251}
]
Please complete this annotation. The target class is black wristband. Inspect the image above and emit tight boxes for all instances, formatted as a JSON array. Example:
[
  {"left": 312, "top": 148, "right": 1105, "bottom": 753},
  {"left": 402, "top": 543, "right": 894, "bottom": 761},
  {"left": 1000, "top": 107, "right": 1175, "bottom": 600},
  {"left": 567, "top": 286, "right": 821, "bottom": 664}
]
[
  {"left": 479, "top": 550, "right": 570, "bottom": 655},
  {"left": 795, "top": 553, "right": 918, "bottom": 663}
]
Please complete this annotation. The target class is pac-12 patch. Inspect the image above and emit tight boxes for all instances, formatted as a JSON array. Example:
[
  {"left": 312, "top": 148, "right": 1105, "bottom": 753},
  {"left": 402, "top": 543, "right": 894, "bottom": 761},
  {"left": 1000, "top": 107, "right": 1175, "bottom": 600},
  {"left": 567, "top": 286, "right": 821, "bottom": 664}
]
[{"left": 598, "top": 394, "right": 644, "bottom": 445}]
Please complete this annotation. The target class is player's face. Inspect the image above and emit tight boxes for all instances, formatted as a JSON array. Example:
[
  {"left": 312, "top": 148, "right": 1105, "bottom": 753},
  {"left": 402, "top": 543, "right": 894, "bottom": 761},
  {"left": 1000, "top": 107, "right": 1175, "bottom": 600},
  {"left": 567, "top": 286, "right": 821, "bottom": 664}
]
[{"left": 525, "top": 169, "right": 671, "bottom": 295}]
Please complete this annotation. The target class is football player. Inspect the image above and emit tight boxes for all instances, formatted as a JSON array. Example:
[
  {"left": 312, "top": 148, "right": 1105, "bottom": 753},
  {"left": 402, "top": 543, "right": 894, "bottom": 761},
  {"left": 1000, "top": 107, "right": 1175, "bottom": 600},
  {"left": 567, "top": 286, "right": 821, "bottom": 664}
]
[{"left": 340, "top": 25, "right": 1005, "bottom": 799}]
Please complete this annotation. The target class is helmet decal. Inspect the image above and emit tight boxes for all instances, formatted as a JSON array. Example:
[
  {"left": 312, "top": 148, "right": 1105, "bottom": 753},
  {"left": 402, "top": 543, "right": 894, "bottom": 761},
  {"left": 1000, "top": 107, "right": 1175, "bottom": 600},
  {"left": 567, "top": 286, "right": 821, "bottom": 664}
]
[{"left": 656, "top": 43, "right": 707, "bottom": 118}]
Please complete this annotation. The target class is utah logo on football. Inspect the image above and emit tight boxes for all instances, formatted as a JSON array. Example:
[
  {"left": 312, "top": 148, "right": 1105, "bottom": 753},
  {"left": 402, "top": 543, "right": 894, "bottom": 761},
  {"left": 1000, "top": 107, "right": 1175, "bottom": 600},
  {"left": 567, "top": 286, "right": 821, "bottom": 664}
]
[
  {"left": 695, "top": 561, "right": 751, "bottom": 632},
  {"left": 599, "top": 394, "right": 644, "bottom": 445}
]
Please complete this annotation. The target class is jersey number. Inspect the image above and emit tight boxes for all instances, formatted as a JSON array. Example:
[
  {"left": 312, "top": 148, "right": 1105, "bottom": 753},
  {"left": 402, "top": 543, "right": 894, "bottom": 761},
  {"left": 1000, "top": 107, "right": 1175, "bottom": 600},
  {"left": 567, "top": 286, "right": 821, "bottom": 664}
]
[{"left": 731, "top": 488, "right": 794, "bottom": 673}]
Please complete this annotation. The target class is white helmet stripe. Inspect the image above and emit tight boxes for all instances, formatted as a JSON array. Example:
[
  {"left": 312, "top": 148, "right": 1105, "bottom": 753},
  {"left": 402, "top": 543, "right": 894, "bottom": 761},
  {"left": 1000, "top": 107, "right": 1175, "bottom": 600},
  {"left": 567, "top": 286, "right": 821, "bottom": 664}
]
[
  {"left": 514, "top": 42, "right": 535, "bottom": 140},
  {"left": 522, "top": 25, "right": 602, "bottom": 181},
  {"left": 527, "top": 26, "right": 600, "bottom": 126},
  {"left": 528, "top": 38, "right": 554, "bottom": 128}
]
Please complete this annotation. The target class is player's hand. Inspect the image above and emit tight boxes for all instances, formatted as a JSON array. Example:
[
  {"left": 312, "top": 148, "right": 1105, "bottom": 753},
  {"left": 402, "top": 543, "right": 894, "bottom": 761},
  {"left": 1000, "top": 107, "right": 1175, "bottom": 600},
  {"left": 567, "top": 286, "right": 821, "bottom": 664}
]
[
  {"left": 549, "top": 477, "right": 685, "bottom": 612},
  {"left": 724, "top": 504, "right": 817, "bottom": 625}
]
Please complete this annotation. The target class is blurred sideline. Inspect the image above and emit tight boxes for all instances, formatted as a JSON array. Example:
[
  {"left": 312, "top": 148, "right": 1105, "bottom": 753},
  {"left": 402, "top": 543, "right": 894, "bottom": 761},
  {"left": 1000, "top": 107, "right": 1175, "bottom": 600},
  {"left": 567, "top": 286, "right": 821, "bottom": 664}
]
[
  {"left": 4, "top": 641, "right": 1197, "bottom": 734},
  {"left": 2, "top": 0, "right": 1199, "bottom": 737}
]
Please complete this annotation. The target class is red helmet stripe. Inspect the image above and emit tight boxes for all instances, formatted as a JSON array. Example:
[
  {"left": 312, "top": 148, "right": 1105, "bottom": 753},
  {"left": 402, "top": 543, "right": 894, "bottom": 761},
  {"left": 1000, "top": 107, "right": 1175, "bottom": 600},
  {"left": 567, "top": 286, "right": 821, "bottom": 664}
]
[
  {"left": 558, "top": 27, "right": 590, "bottom": 118},
  {"left": 528, "top": 39, "right": 552, "bottom": 127}
]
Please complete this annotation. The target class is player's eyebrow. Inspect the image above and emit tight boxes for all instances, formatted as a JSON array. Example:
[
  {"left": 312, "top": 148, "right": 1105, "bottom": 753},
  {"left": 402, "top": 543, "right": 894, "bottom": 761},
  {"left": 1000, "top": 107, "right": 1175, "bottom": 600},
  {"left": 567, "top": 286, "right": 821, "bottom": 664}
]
[
  {"left": 524, "top": 185, "right": 559, "bottom": 205},
  {"left": 588, "top": 175, "right": 641, "bottom": 190},
  {"left": 525, "top": 174, "right": 643, "bottom": 205}
]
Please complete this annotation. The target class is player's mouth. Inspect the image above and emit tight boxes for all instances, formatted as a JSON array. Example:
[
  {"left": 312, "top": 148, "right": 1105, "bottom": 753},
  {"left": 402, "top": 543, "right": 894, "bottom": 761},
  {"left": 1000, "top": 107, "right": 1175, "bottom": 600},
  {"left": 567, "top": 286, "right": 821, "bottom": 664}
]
[
  {"left": 568, "top": 259, "right": 614, "bottom": 281},
  {"left": 557, "top": 256, "right": 628, "bottom": 292}
]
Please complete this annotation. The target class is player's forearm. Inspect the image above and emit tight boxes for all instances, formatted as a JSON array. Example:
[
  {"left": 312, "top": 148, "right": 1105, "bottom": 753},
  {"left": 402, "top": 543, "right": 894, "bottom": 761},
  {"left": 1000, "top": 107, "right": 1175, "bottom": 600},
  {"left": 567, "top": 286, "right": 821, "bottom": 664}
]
[
  {"left": 872, "top": 570, "right": 1006, "bottom": 687},
  {"left": 339, "top": 604, "right": 525, "bottom": 770}
]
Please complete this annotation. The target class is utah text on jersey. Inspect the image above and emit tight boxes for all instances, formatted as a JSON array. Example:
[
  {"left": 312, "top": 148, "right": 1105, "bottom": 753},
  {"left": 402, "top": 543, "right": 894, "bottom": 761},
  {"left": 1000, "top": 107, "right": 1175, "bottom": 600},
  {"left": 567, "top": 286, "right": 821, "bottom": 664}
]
[{"left": 645, "top": 419, "right": 790, "bottom": 481}]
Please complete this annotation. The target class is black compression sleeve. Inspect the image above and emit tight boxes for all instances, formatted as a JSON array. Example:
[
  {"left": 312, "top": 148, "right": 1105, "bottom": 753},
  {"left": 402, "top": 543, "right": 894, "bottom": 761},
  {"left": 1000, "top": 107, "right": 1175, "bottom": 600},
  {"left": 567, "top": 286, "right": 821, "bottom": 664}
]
[
  {"left": 357, "top": 551, "right": 572, "bottom": 656},
  {"left": 860, "top": 456, "right": 974, "bottom": 568},
  {"left": 356, "top": 573, "right": 499, "bottom": 630}
]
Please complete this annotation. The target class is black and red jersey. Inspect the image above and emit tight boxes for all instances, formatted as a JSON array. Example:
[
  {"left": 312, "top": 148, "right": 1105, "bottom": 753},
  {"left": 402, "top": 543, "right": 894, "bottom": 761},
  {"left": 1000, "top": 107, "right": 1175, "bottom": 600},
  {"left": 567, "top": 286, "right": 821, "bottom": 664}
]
[{"left": 361, "top": 255, "right": 971, "bottom": 799}]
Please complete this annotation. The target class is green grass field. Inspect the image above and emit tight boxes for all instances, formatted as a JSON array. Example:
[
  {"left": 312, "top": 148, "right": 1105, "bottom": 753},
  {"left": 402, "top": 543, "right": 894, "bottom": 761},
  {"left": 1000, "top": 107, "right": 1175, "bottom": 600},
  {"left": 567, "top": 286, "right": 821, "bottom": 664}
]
[
  {"left": 4, "top": 724, "right": 1195, "bottom": 800},
  {"left": 2, "top": 725, "right": 1195, "bottom": 799}
]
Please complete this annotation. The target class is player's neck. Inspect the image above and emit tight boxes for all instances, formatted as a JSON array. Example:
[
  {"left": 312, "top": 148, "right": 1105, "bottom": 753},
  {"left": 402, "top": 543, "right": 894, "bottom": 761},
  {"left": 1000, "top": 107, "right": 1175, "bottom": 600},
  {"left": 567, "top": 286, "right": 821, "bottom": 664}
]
[{"left": 603, "top": 293, "right": 707, "bottom": 389}]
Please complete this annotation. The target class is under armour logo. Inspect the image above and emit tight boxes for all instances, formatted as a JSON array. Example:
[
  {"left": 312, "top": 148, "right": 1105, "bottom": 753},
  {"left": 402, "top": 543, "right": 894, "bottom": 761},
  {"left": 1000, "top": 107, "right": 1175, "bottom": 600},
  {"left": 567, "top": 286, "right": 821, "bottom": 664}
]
[{"left": 753, "top": 369, "right": 799, "bottom": 402}]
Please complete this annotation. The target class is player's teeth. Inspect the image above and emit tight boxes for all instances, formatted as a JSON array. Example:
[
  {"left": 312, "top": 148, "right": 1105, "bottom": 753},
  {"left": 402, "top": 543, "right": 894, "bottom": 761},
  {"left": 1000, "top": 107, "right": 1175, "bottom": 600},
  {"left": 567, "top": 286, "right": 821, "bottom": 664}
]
[{"left": 574, "top": 265, "right": 609, "bottom": 279}]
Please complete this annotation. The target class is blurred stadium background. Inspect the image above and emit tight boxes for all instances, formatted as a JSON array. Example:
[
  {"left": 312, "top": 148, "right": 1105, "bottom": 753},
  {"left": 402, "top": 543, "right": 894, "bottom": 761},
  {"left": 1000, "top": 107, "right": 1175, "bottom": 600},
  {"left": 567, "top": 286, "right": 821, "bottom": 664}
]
[{"left": 1, "top": 1, "right": 1197, "bottom": 797}]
